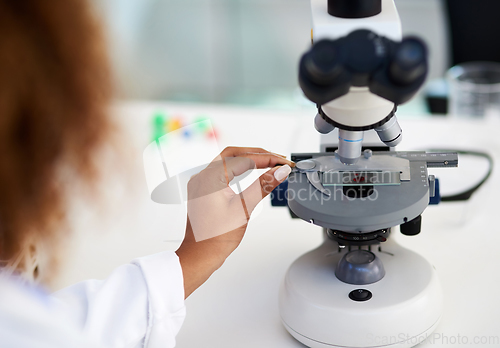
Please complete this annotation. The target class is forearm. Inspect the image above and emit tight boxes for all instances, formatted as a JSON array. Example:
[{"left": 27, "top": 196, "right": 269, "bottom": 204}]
[
  {"left": 175, "top": 222, "right": 242, "bottom": 298},
  {"left": 175, "top": 243, "right": 222, "bottom": 299}
]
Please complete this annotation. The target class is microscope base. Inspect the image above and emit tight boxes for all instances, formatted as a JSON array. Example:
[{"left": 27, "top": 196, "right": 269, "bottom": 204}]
[{"left": 279, "top": 238, "right": 442, "bottom": 348}]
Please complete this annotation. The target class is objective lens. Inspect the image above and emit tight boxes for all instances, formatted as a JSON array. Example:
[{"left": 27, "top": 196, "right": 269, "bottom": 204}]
[
  {"left": 375, "top": 116, "right": 402, "bottom": 147},
  {"left": 314, "top": 113, "right": 335, "bottom": 134},
  {"left": 338, "top": 129, "right": 363, "bottom": 164}
]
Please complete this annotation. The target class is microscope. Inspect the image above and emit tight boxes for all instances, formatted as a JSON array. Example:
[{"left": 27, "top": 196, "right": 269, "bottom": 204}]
[{"left": 278, "top": 1, "right": 458, "bottom": 347}]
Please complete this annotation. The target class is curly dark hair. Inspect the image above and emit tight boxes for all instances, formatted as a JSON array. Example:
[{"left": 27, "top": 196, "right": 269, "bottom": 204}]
[{"left": 0, "top": 0, "right": 112, "bottom": 280}]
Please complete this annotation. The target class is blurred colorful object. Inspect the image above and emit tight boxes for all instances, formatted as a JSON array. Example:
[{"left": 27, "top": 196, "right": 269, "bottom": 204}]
[
  {"left": 152, "top": 112, "right": 217, "bottom": 142},
  {"left": 145, "top": 113, "right": 221, "bottom": 204}
]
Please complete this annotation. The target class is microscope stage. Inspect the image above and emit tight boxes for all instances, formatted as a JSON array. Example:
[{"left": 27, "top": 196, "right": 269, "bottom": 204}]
[{"left": 288, "top": 151, "right": 456, "bottom": 232}]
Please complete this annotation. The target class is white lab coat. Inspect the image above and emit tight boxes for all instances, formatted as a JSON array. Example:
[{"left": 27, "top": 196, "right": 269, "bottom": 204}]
[{"left": 0, "top": 251, "right": 186, "bottom": 348}]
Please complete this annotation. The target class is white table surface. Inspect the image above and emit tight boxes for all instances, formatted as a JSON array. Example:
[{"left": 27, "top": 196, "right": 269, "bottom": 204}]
[{"left": 55, "top": 101, "right": 500, "bottom": 348}]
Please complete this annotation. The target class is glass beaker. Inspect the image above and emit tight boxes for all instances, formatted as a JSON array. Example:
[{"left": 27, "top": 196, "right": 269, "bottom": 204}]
[{"left": 447, "top": 61, "right": 500, "bottom": 118}]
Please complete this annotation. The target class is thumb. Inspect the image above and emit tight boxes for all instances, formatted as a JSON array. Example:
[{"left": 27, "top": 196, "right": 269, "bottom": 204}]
[
  {"left": 259, "top": 164, "right": 292, "bottom": 198},
  {"left": 238, "top": 164, "right": 292, "bottom": 215}
]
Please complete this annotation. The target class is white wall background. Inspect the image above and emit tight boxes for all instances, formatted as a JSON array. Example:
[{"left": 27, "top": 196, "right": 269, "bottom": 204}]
[{"left": 93, "top": 0, "right": 449, "bottom": 106}]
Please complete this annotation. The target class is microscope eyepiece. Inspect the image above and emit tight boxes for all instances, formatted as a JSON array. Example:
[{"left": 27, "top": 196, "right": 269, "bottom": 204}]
[
  {"left": 389, "top": 38, "right": 427, "bottom": 86},
  {"left": 299, "top": 40, "right": 351, "bottom": 105},
  {"left": 303, "top": 40, "right": 341, "bottom": 85}
]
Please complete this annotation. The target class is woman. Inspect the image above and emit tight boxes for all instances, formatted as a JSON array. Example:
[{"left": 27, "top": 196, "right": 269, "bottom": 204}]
[{"left": 0, "top": 1, "right": 293, "bottom": 347}]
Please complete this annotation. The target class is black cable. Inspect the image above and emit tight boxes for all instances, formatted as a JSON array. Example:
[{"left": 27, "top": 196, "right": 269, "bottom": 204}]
[{"left": 429, "top": 149, "right": 494, "bottom": 202}]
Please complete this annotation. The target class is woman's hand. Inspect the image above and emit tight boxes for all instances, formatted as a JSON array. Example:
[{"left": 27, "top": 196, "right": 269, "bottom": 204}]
[{"left": 175, "top": 147, "right": 294, "bottom": 298}]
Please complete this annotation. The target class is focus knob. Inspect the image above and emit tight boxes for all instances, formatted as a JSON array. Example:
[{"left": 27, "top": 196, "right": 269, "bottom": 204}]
[
  {"left": 400, "top": 215, "right": 422, "bottom": 236},
  {"left": 389, "top": 38, "right": 427, "bottom": 86}
]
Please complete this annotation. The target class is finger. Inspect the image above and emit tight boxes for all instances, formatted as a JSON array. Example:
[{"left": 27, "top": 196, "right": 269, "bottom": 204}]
[
  {"left": 241, "top": 151, "right": 288, "bottom": 159},
  {"left": 220, "top": 146, "right": 270, "bottom": 158},
  {"left": 221, "top": 153, "right": 293, "bottom": 184},
  {"left": 238, "top": 164, "right": 292, "bottom": 214},
  {"left": 218, "top": 147, "right": 294, "bottom": 167},
  {"left": 222, "top": 152, "right": 293, "bottom": 170},
  {"left": 241, "top": 153, "right": 295, "bottom": 169},
  {"left": 201, "top": 147, "right": 293, "bottom": 190},
  {"left": 272, "top": 153, "right": 288, "bottom": 159},
  {"left": 190, "top": 155, "right": 282, "bottom": 199},
  {"left": 213, "top": 146, "right": 267, "bottom": 163},
  {"left": 223, "top": 155, "right": 293, "bottom": 185}
]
